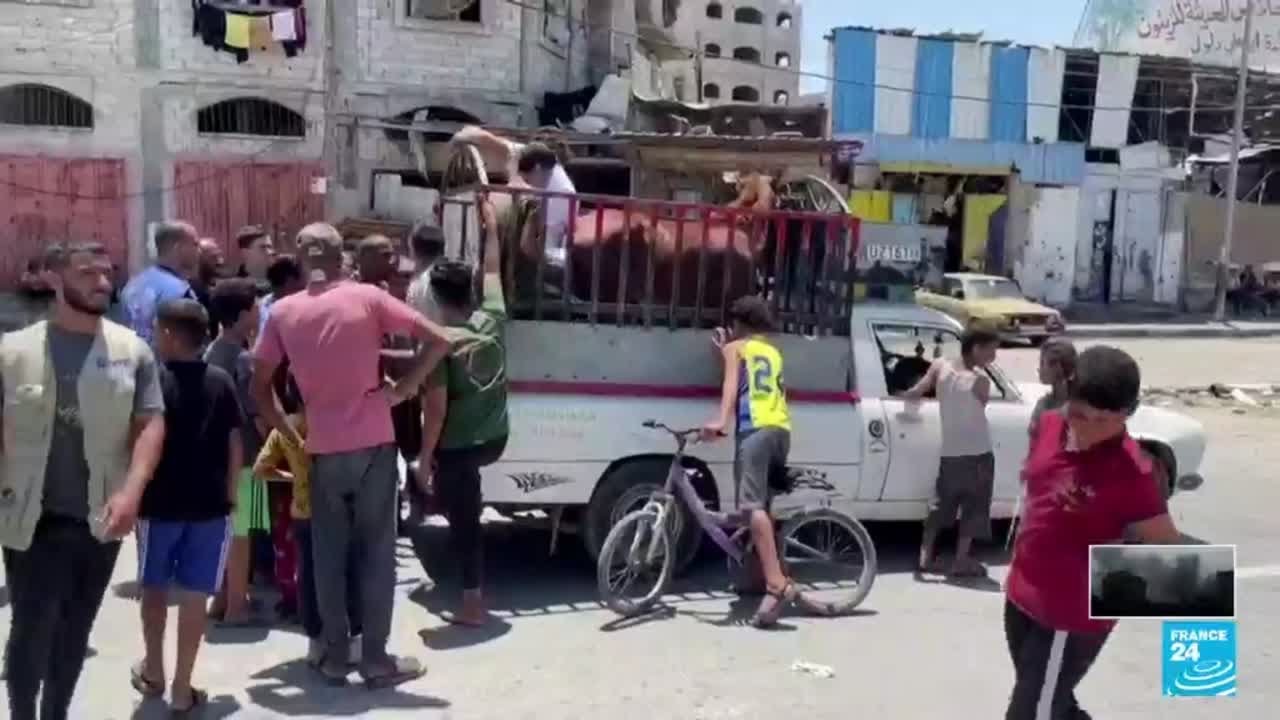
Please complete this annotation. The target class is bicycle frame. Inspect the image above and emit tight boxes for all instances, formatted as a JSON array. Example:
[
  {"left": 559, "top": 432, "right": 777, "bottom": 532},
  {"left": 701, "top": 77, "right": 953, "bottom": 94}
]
[{"left": 629, "top": 423, "right": 747, "bottom": 566}]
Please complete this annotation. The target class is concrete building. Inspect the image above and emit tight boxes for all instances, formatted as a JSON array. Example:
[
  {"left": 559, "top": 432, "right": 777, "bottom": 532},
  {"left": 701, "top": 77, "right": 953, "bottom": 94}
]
[
  {"left": 0, "top": 0, "right": 594, "bottom": 283},
  {"left": 655, "top": 0, "right": 801, "bottom": 105}
]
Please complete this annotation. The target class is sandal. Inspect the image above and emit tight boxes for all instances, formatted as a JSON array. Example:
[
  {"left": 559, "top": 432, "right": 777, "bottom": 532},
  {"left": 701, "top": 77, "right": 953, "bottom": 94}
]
[
  {"left": 752, "top": 581, "right": 798, "bottom": 628},
  {"left": 949, "top": 559, "right": 988, "bottom": 578},
  {"left": 130, "top": 660, "right": 164, "bottom": 698},
  {"left": 438, "top": 609, "right": 489, "bottom": 628},
  {"left": 169, "top": 687, "right": 207, "bottom": 717},
  {"left": 360, "top": 655, "right": 426, "bottom": 690}
]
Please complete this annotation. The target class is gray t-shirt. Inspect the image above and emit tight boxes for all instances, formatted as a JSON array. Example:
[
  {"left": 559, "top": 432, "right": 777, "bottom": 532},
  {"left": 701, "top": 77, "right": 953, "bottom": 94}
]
[
  {"left": 0, "top": 325, "right": 165, "bottom": 520},
  {"left": 203, "top": 338, "right": 262, "bottom": 465}
]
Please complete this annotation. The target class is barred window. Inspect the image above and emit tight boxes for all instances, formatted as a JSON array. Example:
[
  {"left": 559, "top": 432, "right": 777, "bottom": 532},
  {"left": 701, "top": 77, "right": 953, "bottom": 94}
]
[
  {"left": 197, "top": 98, "right": 305, "bottom": 137},
  {"left": 0, "top": 84, "right": 94, "bottom": 129},
  {"left": 408, "top": 0, "right": 480, "bottom": 22},
  {"left": 731, "top": 86, "right": 760, "bottom": 102}
]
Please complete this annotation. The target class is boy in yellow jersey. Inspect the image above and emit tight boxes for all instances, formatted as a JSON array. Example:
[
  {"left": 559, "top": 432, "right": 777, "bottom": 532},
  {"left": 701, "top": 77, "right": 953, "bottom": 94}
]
[{"left": 701, "top": 295, "right": 795, "bottom": 628}]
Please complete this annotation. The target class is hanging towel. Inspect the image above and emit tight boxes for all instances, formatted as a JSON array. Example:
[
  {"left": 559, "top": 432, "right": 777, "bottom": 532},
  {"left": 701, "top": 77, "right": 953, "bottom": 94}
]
[
  {"left": 272, "top": 11, "right": 297, "bottom": 41},
  {"left": 224, "top": 13, "right": 251, "bottom": 49},
  {"left": 249, "top": 15, "right": 273, "bottom": 49}
]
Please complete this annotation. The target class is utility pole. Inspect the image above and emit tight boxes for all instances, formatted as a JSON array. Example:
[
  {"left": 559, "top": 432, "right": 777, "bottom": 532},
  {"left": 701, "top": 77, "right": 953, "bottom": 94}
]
[
  {"left": 1214, "top": 0, "right": 1255, "bottom": 321},
  {"left": 321, "top": 0, "right": 340, "bottom": 219},
  {"left": 695, "top": 31, "right": 704, "bottom": 102}
]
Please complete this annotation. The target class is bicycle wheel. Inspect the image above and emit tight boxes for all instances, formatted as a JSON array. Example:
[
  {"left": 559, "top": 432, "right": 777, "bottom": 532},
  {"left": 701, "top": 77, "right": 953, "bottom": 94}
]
[
  {"left": 596, "top": 509, "right": 676, "bottom": 617},
  {"left": 778, "top": 510, "right": 877, "bottom": 615}
]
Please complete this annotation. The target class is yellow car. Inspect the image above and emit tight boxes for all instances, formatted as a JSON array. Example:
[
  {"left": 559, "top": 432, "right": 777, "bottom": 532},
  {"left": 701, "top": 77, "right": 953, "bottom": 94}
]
[{"left": 915, "top": 273, "right": 1065, "bottom": 345}]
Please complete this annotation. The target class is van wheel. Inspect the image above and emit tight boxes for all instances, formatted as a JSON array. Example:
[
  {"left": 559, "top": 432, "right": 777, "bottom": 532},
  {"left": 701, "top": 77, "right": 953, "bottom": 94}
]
[{"left": 583, "top": 460, "right": 704, "bottom": 576}]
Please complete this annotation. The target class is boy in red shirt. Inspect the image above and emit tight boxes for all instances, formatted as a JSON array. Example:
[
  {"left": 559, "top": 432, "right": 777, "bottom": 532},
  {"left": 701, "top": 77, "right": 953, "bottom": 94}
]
[{"left": 1004, "top": 346, "right": 1181, "bottom": 720}]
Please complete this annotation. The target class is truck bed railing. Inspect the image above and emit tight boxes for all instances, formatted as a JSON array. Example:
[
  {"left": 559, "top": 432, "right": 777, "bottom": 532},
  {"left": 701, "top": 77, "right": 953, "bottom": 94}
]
[{"left": 438, "top": 185, "right": 860, "bottom": 337}]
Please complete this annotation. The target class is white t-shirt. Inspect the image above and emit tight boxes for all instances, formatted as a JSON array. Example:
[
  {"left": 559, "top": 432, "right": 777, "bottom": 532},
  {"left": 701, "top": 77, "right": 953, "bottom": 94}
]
[
  {"left": 406, "top": 265, "right": 442, "bottom": 323},
  {"left": 505, "top": 139, "right": 577, "bottom": 263},
  {"left": 937, "top": 360, "right": 993, "bottom": 457}
]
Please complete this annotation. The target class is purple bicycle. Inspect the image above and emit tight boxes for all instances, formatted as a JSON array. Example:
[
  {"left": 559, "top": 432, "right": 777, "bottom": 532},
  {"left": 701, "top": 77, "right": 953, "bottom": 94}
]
[{"left": 596, "top": 420, "right": 878, "bottom": 618}]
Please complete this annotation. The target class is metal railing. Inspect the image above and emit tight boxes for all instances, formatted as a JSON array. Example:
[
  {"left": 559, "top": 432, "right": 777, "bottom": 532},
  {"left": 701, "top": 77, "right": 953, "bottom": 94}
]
[{"left": 437, "top": 185, "right": 860, "bottom": 336}]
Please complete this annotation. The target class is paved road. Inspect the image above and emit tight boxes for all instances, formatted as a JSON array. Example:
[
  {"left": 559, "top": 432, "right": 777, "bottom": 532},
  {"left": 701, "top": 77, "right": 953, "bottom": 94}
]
[
  {"left": 999, "top": 336, "right": 1280, "bottom": 389},
  {"left": 3, "top": 339, "right": 1278, "bottom": 719}
]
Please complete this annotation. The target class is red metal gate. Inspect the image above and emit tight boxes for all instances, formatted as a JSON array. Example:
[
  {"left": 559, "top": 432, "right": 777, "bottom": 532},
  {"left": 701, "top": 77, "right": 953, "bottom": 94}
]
[
  {"left": 0, "top": 155, "right": 129, "bottom": 289},
  {"left": 171, "top": 161, "right": 325, "bottom": 263}
]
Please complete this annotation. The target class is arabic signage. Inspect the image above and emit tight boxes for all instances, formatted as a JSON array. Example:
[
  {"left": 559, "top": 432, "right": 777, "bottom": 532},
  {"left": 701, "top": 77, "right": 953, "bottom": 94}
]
[{"left": 1078, "top": 0, "right": 1280, "bottom": 68}]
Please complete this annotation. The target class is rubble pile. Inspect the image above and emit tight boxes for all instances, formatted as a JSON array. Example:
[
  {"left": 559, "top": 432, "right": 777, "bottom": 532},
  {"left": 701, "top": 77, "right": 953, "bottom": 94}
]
[{"left": 1142, "top": 384, "right": 1280, "bottom": 414}]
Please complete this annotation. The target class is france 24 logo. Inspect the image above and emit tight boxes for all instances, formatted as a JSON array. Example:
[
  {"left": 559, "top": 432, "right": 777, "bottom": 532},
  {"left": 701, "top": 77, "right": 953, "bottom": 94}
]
[{"left": 1162, "top": 622, "right": 1237, "bottom": 697}]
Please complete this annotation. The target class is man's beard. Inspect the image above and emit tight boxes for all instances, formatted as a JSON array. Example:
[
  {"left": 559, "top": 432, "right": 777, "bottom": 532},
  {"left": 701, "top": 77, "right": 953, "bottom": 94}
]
[{"left": 62, "top": 287, "right": 108, "bottom": 316}]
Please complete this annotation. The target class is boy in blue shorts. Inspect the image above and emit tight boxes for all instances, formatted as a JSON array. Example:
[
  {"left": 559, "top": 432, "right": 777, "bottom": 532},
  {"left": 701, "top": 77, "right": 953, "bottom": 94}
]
[{"left": 131, "top": 299, "right": 243, "bottom": 714}]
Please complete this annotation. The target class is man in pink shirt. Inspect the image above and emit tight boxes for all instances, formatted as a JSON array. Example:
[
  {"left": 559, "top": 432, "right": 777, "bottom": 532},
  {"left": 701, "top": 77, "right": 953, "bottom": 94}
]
[{"left": 251, "top": 223, "right": 450, "bottom": 688}]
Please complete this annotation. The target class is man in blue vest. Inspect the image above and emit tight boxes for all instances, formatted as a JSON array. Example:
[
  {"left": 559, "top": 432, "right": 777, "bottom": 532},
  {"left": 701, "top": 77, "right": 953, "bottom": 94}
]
[
  {"left": 0, "top": 242, "right": 166, "bottom": 720},
  {"left": 122, "top": 221, "right": 200, "bottom": 346}
]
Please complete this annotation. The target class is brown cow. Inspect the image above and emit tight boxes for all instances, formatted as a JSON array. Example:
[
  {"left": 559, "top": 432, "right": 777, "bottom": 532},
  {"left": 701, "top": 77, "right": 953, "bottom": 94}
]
[{"left": 506, "top": 173, "right": 775, "bottom": 314}]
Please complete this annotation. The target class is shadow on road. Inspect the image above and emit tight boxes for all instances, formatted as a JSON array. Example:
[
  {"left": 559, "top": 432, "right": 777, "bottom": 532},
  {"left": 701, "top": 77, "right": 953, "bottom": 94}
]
[
  {"left": 245, "top": 659, "right": 450, "bottom": 716},
  {"left": 128, "top": 693, "right": 241, "bottom": 720},
  {"left": 399, "top": 518, "right": 1005, "bottom": 628}
]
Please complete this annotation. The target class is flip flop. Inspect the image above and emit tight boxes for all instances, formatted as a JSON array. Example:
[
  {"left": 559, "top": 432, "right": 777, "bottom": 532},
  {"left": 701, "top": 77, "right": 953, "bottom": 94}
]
[
  {"left": 752, "top": 581, "right": 798, "bottom": 628},
  {"left": 130, "top": 660, "right": 164, "bottom": 698},
  {"left": 949, "top": 560, "right": 989, "bottom": 579},
  {"left": 169, "top": 687, "right": 207, "bottom": 717},
  {"left": 361, "top": 655, "right": 426, "bottom": 690},
  {"left": 438, "top": 609, "right": 489, "bottom": 627}
]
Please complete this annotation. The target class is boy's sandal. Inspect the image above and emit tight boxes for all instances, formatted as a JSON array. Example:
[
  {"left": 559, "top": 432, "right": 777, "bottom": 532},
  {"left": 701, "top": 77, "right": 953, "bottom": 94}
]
[
  {"left": 169, "top": 687, "right": 208, "bottom": 717},
  {"left": 752, "top": 581, "right": 798, "bottom": 628},
  {"left": 361, "top": 655, "right": 426, "bottom": 690},
  {"left": 130, "top": 660, "right": 164, "bottom": 698}
]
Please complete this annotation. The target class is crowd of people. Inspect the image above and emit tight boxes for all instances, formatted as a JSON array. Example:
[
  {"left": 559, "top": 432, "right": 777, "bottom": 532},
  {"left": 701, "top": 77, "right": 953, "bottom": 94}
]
[
  {"left": 0, "top": 195, "right": 514, "bottom": 717},
  {"left": 0, "top": 139, "right": 1189, "bottom": 720}
]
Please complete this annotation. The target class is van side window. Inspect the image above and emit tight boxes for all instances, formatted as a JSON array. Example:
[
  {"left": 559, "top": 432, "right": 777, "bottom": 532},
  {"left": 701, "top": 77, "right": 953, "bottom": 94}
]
[{"left": 872, "top": 324, "right": 957, "bottom": 397}]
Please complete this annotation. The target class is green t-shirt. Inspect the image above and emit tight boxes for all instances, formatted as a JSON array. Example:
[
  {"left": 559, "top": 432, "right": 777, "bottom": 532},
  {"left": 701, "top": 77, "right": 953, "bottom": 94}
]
[{"left": 428, "top": 274, "right": 510, "bottom": 450}]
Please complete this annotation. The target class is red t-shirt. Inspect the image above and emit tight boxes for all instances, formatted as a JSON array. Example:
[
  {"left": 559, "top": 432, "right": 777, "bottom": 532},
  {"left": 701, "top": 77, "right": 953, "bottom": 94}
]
[{"left": 1005, "top": 410, "right": 1168, "bottom": 634}]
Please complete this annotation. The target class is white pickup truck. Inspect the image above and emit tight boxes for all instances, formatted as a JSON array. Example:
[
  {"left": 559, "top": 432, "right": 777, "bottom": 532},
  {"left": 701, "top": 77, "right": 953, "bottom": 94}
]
[{"left": 481, "top": 301, "right": 1208, "bottom": 565}]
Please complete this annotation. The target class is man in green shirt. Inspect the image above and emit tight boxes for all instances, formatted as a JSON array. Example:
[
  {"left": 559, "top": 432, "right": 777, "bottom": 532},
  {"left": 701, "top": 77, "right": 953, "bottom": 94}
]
[{"left": 415, "top": 197, "right": 509, "bottom": 627}]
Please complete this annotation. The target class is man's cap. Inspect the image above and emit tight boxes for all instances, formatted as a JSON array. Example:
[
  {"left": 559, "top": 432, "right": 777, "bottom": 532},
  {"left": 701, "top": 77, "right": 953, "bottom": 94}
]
[
  {"left": 235, "top": 224, "right": 269, "bottom": 243},
  {"left": 295, "top": 223, "right": 343, "bottom": 259}
]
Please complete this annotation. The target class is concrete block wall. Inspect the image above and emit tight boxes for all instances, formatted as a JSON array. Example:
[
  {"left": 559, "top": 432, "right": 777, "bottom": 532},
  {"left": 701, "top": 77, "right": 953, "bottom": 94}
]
[{"left": 0, "top": 0, "right": 138, "bottom": 73}]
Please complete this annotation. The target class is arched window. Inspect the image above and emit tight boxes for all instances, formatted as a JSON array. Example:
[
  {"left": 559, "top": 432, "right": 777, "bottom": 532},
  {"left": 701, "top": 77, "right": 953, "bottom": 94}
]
[
  {"left": 731, "top": 86, "right": 760, "bottom": 102},
  {"left": 773, "top": 90, "right": 789, "bottom": 105},
  {"left": 0, "top": 84, "right": 94, "bottom": 129},
  {"left": 775, "top": 52, "right": 791, "bottom": 68},
  {"left": 776, "top": 12, "right": 792, "bottom": 28},
  {"left": 734, "top": 7, "right": 763, "bottom": 24},
  {"left": 705, "top": 43, "right": 721, "bottom": 57},
  {"left": 703, "top": 83, "right": 721, "bottom": 99},
  {"left": 706, "top": 2, "right": 722, "bottom": 18},
  {"left": 732, "top": 46, "right": 761, "bottom": 63},
  {"left": 197, "top": 97, "right": 306, "bottom": 137}
]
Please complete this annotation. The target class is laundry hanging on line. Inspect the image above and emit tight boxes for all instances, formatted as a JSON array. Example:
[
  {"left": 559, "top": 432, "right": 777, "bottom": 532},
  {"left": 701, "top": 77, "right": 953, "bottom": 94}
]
[{"left": 191, "top": 0, "right": 308, "bottom": 63}]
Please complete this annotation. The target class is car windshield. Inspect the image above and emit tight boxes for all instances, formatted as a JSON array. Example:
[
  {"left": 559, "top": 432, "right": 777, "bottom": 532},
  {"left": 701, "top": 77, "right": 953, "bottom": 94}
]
[{"left": 965, "top": 278, "right": 1022, "bottom": 300}]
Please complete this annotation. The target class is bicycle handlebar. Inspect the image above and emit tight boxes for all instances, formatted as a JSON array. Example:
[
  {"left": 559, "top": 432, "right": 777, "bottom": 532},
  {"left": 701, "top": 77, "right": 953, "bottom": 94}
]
[{"left": 641, "top": 419, "right": 726, "bottom": 441}]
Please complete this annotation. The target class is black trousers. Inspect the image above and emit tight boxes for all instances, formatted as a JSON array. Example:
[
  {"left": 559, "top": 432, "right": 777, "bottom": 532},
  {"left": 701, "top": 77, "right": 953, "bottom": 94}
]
[
  {"left": 434, "top": 436, "right": 507, "bottom": 591},
  {"left": 1004, "top": 600, "right": 1109, "bottom": 720},
  {"left": 4, "top": 515, "right": 120, "bottom": 720}
]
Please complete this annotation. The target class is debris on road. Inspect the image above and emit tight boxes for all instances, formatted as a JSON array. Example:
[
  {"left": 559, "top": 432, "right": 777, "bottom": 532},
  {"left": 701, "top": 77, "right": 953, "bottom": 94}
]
[
  {"left": 791, "top": 660, "right": 835, "bottom": 678},
  {"left": 1142, "top": 383, "right": 1278, "bottom": 413}
]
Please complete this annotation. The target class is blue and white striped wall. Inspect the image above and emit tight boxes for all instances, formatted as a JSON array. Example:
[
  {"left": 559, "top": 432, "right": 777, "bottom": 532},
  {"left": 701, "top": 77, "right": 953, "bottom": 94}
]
[{"left": 830, "top": 28, "right": 1138, "bottom": 149}]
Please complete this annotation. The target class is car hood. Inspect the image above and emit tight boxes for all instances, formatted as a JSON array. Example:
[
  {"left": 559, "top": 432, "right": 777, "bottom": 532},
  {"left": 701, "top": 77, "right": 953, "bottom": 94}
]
[{"left": 965, "top": 298, "right": 1057, "bottom": 316}]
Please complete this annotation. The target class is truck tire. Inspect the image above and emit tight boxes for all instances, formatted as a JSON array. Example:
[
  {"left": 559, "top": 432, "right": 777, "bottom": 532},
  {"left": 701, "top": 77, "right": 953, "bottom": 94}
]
[{"left": 583, "top": 459, "right": 704, "bottom": 576}]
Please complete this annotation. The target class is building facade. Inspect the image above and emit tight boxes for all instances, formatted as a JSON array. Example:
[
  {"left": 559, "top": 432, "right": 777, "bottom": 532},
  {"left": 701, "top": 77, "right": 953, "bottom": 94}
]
[
  {"left": 827, "top": 27, "right": 1192, "bottom": 309},
  {"left": 651, "top": 0, "right": 801, "bottom": 105},
  {"left": 0, "top": 0, "right": 591, "bottom": 283}
]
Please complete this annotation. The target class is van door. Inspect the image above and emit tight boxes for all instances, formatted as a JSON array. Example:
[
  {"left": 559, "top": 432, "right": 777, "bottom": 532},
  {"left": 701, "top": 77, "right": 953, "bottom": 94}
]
[{"left": 870, "top": 323, "right": 955, "bottom": 502}]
